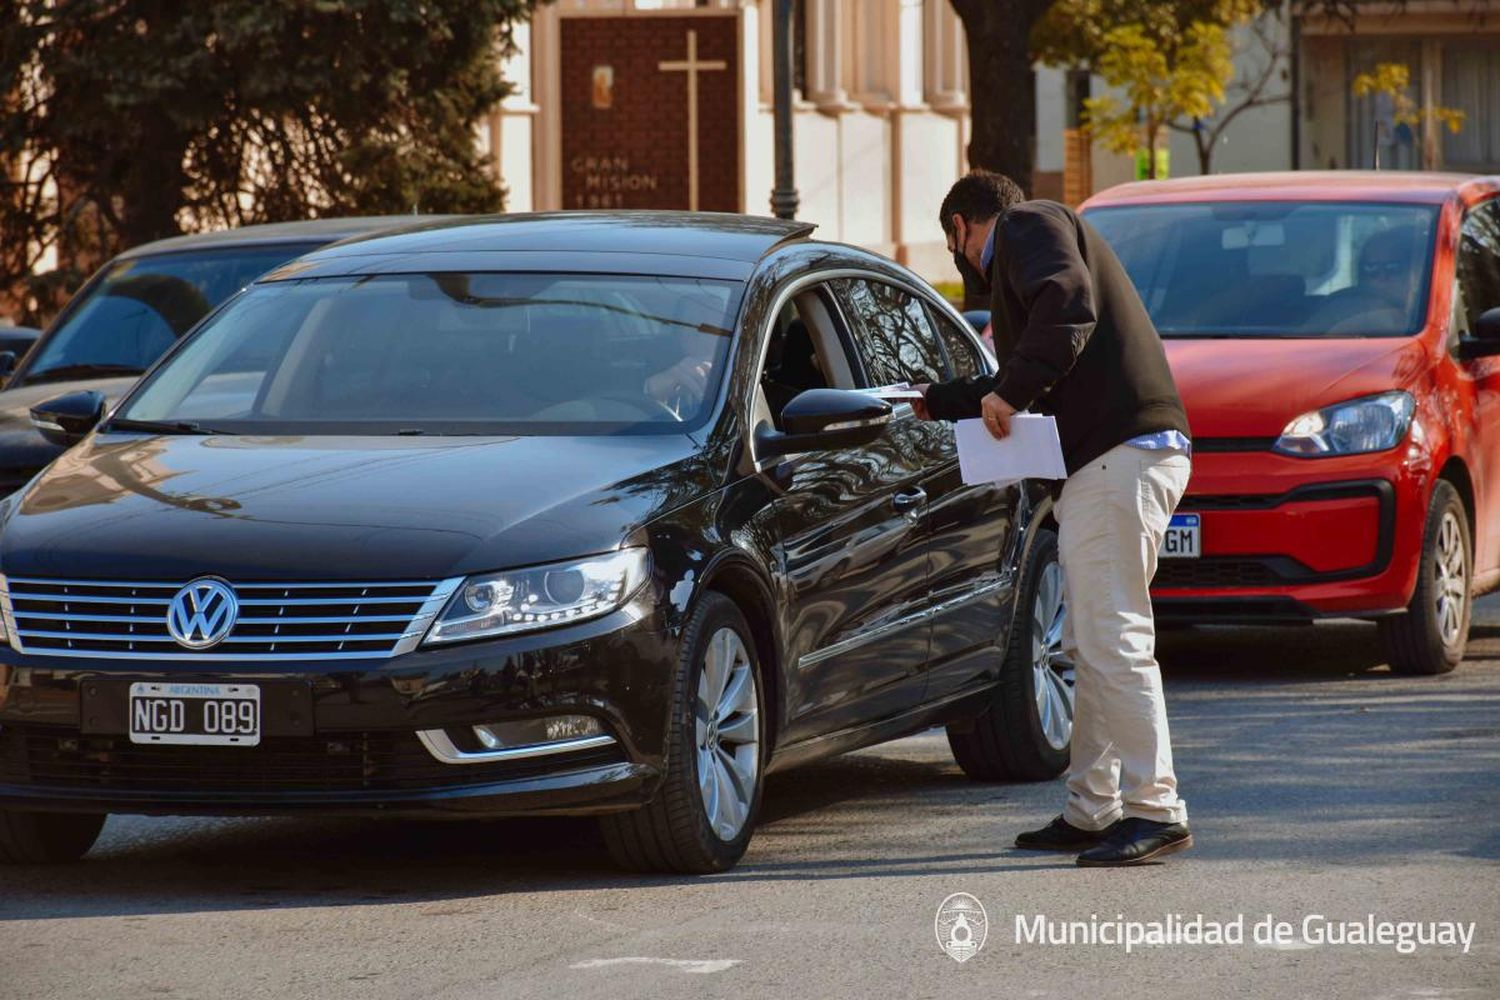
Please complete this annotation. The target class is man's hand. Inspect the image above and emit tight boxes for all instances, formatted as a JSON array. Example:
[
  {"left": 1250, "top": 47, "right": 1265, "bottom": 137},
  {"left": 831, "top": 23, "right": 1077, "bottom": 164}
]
[
  {"left": 980, "top": 392, "right": 1016, "bottom": 439},
  {"left": 910, "top": 383, "right": 932, "bottom": 421}
]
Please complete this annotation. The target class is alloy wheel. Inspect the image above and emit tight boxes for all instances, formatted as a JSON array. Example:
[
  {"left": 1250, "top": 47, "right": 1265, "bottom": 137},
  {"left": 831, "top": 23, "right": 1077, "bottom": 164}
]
[
  {"left": 1433, "top": 509, "right": 1469, "bottom": 651},
  {"left": 1031, "top": 560, "right": 1075, "bottom": 751},
  {"left": 695, "top": 627, "right": 760, "bottom": 841}
]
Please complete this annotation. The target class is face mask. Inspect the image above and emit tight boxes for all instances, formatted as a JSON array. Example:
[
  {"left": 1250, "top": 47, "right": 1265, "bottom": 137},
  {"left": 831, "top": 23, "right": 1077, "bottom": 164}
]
[
  {"left": 953, "top": 251, "right": 988, "bottom": 294},
  {"left": 951, "top": 222, "right": 990, "bottom": 296},
  {"left": 950, "top": 220, "right": 991, "bottom": 295}
]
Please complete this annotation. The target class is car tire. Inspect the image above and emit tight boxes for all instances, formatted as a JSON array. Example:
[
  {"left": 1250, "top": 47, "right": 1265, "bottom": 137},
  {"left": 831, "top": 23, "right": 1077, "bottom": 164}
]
[
  {"left": 600, "top": 592, "right": 765, "bottom": 874},
  {"left": 1380, "top": 480, "right": 1471, "bottom": 676},
  {"left": 946, "top": 527, "right": 1072, "bottom": 782},
  {"left": 0, "top": 810, "right": 106, "bottom": 864}
]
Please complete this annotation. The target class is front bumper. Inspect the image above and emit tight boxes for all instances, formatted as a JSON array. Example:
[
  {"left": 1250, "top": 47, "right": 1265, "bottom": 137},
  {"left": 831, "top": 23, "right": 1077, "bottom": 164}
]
[
  {"left": 0, "top": 595, "right": 676, "bottom": 817},
  {"left": 1151, "top": 448, "right": 1426, "bottom": 621}
]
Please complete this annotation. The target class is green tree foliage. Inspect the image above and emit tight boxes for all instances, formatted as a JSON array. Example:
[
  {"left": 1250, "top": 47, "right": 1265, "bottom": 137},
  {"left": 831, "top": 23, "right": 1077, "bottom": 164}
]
[
  {"left": 1, "top": 0, "right": 539, "bottom": 320},
  {"left": 1032, "top": 0, "right": 1260, "bottom": 71},
  {"left": 1033, "top": 0, "right": 1254, "bottom": 180}
]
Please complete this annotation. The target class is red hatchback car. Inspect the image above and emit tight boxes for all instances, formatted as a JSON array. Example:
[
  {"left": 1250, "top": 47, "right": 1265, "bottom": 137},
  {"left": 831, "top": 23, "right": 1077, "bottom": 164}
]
[{"left": 1082, "top": 172, "right": 1500, "bottom": 674}]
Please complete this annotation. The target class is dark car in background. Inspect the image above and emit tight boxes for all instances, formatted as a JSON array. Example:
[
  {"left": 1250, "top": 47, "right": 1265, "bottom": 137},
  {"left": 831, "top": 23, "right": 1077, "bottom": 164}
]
[
  {"left": 0, "top": 326, "right": 40, "bottom": 364},
  {"left": 0, "top": 213, "right": 1070, "bottom": 873},
  {"left": 0, "top": 217, "right": 447, "bottom": 498}
]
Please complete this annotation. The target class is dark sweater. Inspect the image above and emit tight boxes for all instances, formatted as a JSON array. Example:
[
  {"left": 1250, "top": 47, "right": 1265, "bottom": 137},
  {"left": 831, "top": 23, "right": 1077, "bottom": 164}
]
[{"left": 925, "top": 200, "right": 1190, "bottom": 476}]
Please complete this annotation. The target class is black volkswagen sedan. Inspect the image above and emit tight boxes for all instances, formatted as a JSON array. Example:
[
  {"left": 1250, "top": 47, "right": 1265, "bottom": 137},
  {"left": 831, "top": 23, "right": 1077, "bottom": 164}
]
[{"left": 0, "top": 213, "right": 1073, "bottom": 873}]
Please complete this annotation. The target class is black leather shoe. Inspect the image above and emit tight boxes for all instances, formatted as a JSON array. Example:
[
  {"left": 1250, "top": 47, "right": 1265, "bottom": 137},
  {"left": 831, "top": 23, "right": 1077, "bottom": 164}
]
[
  {"left": 1015, "top": 815, "right": 1119, "bottom": 851},
  {"left": 1076, "top": 817, "right": 1192, "bottom": 866}
]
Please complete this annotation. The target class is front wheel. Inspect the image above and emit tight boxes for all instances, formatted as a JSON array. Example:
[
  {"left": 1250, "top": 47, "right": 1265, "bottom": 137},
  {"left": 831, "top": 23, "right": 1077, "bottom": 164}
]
[
  {"left": 600, "top": 593, "right": 764, "bottom": 873},
  {"left": 1380, "top": 480, "right": 1471, "bottom": 675},
  {"left": 946, "top": 527, "right": 1073, "bottom": 781},
  {"left": 0, "top": 810, "right": 106, "bottom": 864}
]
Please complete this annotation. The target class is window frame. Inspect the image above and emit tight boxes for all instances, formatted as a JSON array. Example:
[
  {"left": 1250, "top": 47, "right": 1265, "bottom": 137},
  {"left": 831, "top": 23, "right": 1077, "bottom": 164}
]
[
  {"left": 1453, "top": 196, "right": 1500, "bottom": 353},
  {"left": 742, "top": 263, "right": 988, "bottom": 471},
  {"left": 828, "top": 275, "right": 951, "bottom": 388}
]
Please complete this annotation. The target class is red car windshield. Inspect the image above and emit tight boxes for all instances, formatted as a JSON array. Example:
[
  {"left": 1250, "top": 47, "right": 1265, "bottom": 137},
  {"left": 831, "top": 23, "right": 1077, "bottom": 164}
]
[{"left": 1085, "top": 201, "right": 1440, "bottom": 338}]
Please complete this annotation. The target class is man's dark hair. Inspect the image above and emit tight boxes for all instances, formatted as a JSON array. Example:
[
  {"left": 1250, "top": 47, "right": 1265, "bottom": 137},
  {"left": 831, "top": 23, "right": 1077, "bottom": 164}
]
[{"left": 938, "top": 170, "right": 1026, "bottom": 236}]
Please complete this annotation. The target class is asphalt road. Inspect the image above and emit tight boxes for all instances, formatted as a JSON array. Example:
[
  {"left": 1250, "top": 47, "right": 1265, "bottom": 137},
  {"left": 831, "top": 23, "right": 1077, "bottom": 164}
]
[{"left": 3, "top": 598, "right": 1498, "bottom": 1000}]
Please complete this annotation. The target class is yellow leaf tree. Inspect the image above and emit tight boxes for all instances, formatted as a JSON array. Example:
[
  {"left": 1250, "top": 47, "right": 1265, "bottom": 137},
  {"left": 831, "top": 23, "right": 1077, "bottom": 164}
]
[
  {"left": 1082, "top": 20, "right": 1235, "bottom": 179},
  {"left": 1350, "top": 62, "right": 1465, "bottom": 168}
]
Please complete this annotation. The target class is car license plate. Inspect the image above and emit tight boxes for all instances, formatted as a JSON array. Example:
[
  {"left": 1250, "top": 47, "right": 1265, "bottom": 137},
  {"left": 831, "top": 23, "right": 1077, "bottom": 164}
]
[
  {"left": 1160, "top": 513, "right": 1200, "bottom": 559},
  {"left": 129, "top": 682, "right": 261, "bottom": 746}
]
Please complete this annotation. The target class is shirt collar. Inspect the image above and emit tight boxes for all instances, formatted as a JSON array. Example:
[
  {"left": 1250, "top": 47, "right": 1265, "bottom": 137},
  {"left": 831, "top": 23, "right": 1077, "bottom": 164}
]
[{"left": 980, "top": 223, "right": 996, "bottom": 272}]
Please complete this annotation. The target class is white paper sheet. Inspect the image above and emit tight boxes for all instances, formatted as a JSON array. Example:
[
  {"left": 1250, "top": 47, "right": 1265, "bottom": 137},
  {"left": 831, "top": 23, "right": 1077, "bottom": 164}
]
[
  {"left": 955, "top": 413, "right": 1068, "bottom": 486},
  {"left": 858, "top": 382, "right": 926, "bottom": 402}
]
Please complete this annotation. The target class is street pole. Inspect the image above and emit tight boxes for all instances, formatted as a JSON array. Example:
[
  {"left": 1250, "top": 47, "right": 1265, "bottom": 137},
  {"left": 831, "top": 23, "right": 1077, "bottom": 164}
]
[{"left": 770, "top": 0, "right": 799, "bottom": 220}]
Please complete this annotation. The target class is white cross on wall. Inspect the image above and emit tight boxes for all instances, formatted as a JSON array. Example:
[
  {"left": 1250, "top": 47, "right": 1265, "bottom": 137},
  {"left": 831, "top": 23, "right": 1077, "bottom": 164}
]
[{"left": 658, "top": 29, "right": 727, "bottom": 212}]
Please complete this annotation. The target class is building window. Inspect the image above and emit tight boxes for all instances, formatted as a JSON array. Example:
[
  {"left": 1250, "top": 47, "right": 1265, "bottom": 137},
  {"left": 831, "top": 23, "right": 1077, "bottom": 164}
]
[
  {"left": 1456, "top": 200, "right": 1500, "bottom": 336},
  {"left": 1345, "top": 39, "right": 1423, "bottom": 171},
  {"left": 1442, "top": 42, "right": 1500, "bottom": 172}
]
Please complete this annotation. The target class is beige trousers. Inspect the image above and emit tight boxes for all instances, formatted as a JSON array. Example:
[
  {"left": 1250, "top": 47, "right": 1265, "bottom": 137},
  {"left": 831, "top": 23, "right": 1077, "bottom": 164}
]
[{"left": 1053, "top": 443, "right": 1192, "bottom": 830}]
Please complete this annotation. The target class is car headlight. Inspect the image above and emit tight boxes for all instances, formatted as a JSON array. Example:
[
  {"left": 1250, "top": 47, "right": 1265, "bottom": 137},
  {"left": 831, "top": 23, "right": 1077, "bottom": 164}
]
[
  {"left": 1273, "top": 391, "right": 1414, "bottom": 457},
  {"left": 423, "top": 548, "right": 650, "bottom": 645}
]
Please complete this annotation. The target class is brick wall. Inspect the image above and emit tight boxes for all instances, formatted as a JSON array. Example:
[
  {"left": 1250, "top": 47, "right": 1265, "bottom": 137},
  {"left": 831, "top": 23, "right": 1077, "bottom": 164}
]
[{"left": 560, "top": 15, "right": 740, "bottom": 213}]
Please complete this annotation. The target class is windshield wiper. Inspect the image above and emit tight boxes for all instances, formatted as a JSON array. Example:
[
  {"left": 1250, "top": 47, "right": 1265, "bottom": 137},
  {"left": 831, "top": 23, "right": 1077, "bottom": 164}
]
[
  {"left": 104, "top": 417, "right": 225, "bottom": 435},
  {"left": 24, "top": 363, "right": 146, "bottom": 385}
]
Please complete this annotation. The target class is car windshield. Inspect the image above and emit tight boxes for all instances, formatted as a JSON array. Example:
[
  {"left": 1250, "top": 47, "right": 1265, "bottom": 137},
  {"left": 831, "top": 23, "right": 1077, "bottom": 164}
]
[
  {"left": 1084, "top": 201, "right": 1440, "bottom": 338},
  {"left": 116, "top": 272, "right": 743, "bottom": 436},
  {"left": 19, "top": 245, "right": 314, "bottom": 386}
]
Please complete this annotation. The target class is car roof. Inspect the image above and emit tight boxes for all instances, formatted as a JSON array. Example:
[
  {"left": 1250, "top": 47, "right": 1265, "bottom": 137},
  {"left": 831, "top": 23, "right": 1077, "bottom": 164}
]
[
  {"left": 259, "top": 211, "right": 819, "bottom": 283},
  {"left": 1082, "top": 171, "right": 1500, "bottom": 210},
  {"left": 303, "top": 211, "right": 815, "bottom": 261},
  {"left": 114, "top": 215, "right": 465, "bottom": 261}
]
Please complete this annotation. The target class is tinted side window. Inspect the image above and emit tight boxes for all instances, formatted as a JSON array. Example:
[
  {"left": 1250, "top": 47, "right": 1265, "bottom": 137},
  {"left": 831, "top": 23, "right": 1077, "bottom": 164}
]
[
  {"left": 1457, "top": 200, "right": 1500, "bottom": 333},
  {"left": 930, "top": 308, "right": 984, "bottom": 378},
  {"left": 833, "top": 278, "right": 946, "bottom": 386}
]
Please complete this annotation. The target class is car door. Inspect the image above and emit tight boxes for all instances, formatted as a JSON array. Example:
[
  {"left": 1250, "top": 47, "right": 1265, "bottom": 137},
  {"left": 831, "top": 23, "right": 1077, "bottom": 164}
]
[
  {"left": 1453, "top": 197, "right": 1500, "bottom": 584},
  {"left": 828, "top": 276, "right": 1017, "bottom": 706},
  {"left": 764, "top": 280, "right": 932, "bottom": 745},
  {"left": 914, "top": 303, "right": 1025, "bottom": 704}
]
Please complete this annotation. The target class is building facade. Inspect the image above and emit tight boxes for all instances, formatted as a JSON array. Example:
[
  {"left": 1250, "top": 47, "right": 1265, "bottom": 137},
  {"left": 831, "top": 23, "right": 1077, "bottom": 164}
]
[
  {"left": 1298, "top": 2, "right": 1500, "bottom": 174},
  {"left": 482, "top": 0, "right": 973, "bottom": 282},
  {"left": 1034, "top": 2, "right": 1500, "bottom": 194}
]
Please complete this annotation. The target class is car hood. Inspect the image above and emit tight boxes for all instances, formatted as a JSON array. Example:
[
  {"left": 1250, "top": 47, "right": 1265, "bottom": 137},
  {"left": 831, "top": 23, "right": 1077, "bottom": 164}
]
[
  {"left": 0, "top": 375, "right": 141, "bottom": 491},
  {"left": 0, "top": 433, "right": 714, "bottom": 581},
  {"left": 1163, "top": 337, "right": 1426, "bottom": 439}
]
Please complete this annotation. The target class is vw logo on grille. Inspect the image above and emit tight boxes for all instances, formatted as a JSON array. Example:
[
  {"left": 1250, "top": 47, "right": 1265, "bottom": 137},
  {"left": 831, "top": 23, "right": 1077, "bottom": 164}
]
[{"left": 165, "top": 578, "right": 239, "bottom": 650}]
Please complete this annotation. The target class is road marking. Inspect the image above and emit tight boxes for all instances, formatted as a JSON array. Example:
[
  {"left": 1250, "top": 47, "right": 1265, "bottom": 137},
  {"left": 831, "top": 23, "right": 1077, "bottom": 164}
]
[{"left": 570, "top": 957, "right": 741, "bottom": 975}]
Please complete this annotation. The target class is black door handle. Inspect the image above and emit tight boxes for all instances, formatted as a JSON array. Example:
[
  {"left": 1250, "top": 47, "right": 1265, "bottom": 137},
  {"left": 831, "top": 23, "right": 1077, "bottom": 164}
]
[{"left": 892, "top": 488, "right": 927, "bottom": 511}]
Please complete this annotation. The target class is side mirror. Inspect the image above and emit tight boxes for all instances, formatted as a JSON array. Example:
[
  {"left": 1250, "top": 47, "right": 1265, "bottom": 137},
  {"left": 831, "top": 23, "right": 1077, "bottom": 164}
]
[
  {"left": 1475, "top": 306, "right": 1500, "bottom": 341},
  {"left": 30, "top": 390, "right": 106, "bottom": 448},
  {"left": 754, "top": 388, "right": 892, "bottom": 460},
  {"left": 0, "top": 352, "right": 16, "bottom": 377},
  {"left": 1459, "top": 306, "right": 1500, "bottom": 360}
]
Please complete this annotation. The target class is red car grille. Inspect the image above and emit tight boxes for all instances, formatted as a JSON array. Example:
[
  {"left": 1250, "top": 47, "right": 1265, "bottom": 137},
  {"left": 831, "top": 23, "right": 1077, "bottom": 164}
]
[{"left": 1153, "top": 559, "right": 1284, "bottom": 589}]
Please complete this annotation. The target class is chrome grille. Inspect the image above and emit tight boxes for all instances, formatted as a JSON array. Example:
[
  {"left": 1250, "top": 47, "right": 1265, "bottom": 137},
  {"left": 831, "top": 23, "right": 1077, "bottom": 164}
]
[{"left": 0, "top": 576, "right": 462, "bottom": 660}]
